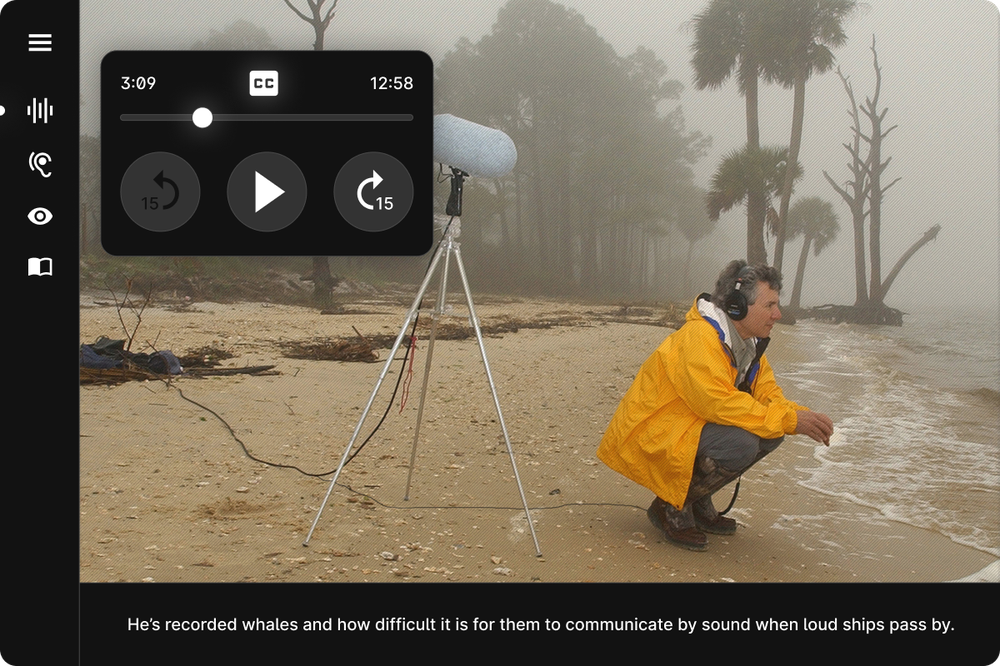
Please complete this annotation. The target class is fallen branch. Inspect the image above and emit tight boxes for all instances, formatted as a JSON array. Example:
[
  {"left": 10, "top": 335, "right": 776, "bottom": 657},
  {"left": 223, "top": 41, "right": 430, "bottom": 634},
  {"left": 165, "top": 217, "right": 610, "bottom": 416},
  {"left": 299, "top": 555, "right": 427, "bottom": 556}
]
[{"left": 874, "top": 224, "right": 941, "bottom": 302}]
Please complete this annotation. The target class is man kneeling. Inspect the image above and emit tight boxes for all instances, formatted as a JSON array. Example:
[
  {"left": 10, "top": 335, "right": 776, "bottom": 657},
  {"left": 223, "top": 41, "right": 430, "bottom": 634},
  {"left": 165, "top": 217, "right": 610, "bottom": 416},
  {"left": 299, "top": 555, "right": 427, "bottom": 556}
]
[{"left": 597, "top": 260, "right": 833, "bottom": 551}]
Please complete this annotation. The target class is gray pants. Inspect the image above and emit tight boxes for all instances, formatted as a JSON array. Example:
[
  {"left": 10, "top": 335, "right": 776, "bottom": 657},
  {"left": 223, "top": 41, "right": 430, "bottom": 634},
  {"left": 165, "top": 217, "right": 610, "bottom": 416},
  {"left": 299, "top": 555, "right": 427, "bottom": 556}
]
[{"left": 697, "top": 423, "right": 783, "bottom": 473}]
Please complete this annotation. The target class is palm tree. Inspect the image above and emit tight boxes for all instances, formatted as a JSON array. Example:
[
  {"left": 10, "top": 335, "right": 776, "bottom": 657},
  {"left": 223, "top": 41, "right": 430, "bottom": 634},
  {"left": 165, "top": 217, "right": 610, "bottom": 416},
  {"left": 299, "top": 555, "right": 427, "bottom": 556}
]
[
  {"left": 706, "top": 145, "right": 801, "bottom": 257},
  {"left": 786, "top": 196, "right": 839, "bottom": 309},
  {"left": 768, "top": 0, "right": 856, "bottom": 274},
  {"left": 690, "top": 0, "right": 774, "bottom": 263}
]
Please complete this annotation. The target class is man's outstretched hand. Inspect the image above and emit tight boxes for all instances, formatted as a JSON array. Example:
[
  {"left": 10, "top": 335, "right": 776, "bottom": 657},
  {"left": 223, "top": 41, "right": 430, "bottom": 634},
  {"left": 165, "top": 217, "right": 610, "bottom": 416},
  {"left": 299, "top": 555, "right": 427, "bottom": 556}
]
[{"left": 795, "top": 410, "right": 834, "bottom": 446}]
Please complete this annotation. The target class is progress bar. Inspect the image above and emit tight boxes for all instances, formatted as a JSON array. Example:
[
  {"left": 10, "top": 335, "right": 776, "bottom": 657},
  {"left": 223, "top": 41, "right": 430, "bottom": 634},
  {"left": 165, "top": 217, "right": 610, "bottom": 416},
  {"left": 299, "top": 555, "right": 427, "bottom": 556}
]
[{"left": 120, "top": 113, "right": 414, "bottom": 122}]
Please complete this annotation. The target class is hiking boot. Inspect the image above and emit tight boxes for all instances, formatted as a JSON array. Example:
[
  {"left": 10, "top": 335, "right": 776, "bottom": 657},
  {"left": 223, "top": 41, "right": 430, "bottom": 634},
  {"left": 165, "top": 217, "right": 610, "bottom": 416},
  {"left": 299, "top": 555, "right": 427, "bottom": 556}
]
[
  {"left": 647, "top": 497, "right": 708, "bottom": 552},
  {"left": 692, "top": 495, "right": 737, "bottom": 535}
]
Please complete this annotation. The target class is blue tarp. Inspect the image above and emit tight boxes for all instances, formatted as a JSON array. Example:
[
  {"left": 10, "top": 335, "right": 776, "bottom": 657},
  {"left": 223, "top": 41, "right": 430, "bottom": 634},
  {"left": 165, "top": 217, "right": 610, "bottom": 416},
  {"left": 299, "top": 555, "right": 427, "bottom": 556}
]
[{"left": 80, "top": 337, "right": 183, "bottom": 375}]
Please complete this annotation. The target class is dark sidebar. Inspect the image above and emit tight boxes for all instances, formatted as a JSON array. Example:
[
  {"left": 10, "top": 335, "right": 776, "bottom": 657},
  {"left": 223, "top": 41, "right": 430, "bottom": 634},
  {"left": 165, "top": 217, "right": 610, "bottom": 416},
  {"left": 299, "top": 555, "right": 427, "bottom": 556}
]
[{"left": 2, "top": 0, "right": 79, "bottom": 664}]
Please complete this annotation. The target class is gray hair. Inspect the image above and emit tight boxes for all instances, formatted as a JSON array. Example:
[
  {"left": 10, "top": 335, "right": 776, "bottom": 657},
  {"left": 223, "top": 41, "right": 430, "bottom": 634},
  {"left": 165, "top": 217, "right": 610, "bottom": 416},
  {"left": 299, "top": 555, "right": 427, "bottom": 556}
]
[{"left": 711, "top": 260, "right": 783, "bottom": 309}]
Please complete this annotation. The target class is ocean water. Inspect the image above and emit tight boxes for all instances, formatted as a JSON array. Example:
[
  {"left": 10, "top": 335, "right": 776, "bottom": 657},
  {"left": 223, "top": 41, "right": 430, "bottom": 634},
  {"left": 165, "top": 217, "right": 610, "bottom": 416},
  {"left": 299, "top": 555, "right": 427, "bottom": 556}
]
[{"left": 775, "top": 306, "right": 1000, "bottom": 559}]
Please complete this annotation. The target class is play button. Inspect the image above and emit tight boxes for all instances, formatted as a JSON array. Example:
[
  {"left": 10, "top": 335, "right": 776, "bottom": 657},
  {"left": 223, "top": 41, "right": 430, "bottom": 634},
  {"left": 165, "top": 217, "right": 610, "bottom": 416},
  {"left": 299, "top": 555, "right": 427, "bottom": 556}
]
[
  {"left": 227, "top": 152, "right": 307, "bottom": 232},
  {"left": 255, "top": 172, "right": 285, "bottom": 212}
]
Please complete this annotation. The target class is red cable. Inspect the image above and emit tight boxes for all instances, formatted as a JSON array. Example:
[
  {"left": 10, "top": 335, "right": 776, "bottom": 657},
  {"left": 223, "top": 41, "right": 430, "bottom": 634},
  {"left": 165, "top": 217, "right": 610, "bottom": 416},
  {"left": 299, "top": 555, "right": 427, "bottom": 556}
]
[{"left": 399, "top": 335, "right": 417, "bottom": 412}]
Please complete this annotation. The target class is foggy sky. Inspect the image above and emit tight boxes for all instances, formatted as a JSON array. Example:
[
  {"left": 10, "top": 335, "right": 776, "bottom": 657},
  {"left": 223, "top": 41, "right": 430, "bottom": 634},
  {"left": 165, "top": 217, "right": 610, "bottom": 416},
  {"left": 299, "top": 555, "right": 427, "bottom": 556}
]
[{"left": 80, "top": 0, "right": 1000, "bottom": 312}]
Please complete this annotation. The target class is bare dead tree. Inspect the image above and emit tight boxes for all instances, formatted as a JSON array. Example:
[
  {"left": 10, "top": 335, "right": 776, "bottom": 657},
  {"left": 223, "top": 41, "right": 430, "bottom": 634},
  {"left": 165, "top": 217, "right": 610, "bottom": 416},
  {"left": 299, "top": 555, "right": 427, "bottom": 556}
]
[
  {"left": 859, "top": 36, "right": 902, "bottom": 304},
  {"left": 283, "top": 0, "right": 339, "bottom": 50},
  {"left": 283, "top": 0, "right": 341, "bottom": 307},
  {"left": 821, "top": 37, "right": 941, "bottom": 322},
  {"left": 823, "top": 67, "right": 872, "bottom": 306}
]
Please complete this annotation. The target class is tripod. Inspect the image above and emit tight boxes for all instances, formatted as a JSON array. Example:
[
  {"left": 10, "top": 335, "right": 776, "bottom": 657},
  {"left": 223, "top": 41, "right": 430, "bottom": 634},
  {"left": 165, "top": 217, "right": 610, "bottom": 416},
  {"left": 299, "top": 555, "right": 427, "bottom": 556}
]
[{"left": 303, "top": 181, "right": 541, "bottom": 556}]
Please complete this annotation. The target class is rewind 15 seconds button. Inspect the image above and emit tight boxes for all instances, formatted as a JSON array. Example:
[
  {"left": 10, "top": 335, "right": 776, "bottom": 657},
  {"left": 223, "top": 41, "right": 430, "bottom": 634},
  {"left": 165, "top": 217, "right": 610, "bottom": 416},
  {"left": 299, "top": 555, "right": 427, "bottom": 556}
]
[{"left": 119, "top": 152, "right": 201, "bottom": 231}]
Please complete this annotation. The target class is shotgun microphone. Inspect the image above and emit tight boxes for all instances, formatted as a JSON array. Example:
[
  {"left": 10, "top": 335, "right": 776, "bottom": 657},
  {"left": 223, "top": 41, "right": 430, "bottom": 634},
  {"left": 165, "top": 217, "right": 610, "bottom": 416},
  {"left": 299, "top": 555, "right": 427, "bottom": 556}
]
[{"left": 433, "top": 114, "right": 517, "bottom": 178}]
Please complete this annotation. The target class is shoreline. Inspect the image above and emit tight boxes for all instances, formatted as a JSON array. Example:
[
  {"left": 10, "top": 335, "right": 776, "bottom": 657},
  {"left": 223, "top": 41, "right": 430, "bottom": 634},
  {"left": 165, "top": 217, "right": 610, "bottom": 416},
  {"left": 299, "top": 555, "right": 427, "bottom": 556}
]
[{"left": 80, "top": 296, "right": 998, "bottom": 583}]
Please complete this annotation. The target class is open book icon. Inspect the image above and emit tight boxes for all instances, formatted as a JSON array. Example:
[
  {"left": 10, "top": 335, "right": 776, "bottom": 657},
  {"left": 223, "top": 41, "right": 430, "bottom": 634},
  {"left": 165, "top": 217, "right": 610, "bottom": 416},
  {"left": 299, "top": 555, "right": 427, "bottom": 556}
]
[{"left": 28, "top": 257, "right": 52, "bottom": 276}]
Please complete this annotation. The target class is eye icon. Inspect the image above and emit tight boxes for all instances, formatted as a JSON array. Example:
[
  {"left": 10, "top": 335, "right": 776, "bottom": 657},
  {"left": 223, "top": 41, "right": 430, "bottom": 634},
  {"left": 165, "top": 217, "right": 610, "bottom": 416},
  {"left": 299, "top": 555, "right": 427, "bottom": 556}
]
[{"left": 28, "top": 207, "right": 53, "bottom": 225}]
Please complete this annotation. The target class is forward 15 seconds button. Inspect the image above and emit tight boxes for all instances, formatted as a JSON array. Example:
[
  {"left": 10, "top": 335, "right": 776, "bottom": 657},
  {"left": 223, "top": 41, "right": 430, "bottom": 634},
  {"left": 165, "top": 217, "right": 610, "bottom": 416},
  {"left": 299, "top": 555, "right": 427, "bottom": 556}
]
[{"left": 333, "top": 152, "right": 414, "bottom": 233}]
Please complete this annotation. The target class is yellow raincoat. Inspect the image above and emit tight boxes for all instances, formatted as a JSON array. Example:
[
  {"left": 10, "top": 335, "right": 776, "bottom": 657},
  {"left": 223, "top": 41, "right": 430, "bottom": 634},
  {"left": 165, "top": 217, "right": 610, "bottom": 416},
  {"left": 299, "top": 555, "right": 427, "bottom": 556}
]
[{"left": 597, "top": 297, "right": 801, "bottom": 509}]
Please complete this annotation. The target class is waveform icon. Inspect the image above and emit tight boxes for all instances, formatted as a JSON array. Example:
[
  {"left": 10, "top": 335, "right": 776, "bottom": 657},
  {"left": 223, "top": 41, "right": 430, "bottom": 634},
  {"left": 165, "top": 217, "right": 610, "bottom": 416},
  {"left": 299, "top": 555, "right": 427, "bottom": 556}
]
[{"left": 27, "top": 98, "right": 53, "bottom": 124}]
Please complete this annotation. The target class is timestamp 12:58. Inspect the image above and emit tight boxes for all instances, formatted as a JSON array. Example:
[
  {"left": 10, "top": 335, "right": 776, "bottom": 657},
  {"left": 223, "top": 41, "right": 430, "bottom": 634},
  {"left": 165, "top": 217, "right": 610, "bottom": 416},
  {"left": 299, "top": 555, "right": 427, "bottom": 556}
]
[{"left": 371, "top": 76, "right": 413, "bottom": 90}]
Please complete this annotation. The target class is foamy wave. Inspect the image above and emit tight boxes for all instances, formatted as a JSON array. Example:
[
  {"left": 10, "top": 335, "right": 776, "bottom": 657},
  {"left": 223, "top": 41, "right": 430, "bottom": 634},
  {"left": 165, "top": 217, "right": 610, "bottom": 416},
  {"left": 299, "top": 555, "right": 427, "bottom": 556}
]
[{"left": 779, "top": 317, "right": 1000, "bottom": 557}]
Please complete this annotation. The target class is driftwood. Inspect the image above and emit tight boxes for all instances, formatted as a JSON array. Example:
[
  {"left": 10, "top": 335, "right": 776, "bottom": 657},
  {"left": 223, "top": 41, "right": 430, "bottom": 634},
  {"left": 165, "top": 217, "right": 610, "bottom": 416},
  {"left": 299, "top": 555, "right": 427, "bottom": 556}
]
[
  {"left": 804, "top": 303, "right": 904, "bottom": 326},
  {"left": 278, "top": 315, "right": 598, "bottom": 363},
  {"left": 79, "top": 366, "right": 160, "bottom": 385},
  {"left": 280, "top": 338, "right": 378, "bottom": 362},
  {"left": 185, "top": 365, "right": 278, "bottom": 377},
  {"left": 413, "top": 316, "right": 581, "bottom": 340},
  {"left": 79, "top": 364, "right": 278, "bottom": 385}
]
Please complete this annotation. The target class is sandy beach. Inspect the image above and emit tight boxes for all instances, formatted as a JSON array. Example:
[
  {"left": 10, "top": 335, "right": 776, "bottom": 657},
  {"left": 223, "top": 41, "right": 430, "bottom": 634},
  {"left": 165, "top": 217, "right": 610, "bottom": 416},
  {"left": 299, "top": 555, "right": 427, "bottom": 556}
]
[{"left": 79, "top": 290, "right": 997, "bottom": 584}]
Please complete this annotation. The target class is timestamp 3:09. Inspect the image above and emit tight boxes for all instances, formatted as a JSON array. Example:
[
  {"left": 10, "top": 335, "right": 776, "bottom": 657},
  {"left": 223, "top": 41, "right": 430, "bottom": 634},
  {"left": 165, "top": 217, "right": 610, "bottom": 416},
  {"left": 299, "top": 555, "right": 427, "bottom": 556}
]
[{"left": 121, "top": 76, "right": 157, "bottom": 90}]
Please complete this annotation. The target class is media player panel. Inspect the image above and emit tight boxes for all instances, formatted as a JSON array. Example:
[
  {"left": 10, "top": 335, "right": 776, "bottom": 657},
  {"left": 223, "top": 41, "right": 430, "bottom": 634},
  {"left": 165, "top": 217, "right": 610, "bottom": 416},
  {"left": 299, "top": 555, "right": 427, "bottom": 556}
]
[{"left": 101, "top": 50, "right": 431, "bottom": 256}]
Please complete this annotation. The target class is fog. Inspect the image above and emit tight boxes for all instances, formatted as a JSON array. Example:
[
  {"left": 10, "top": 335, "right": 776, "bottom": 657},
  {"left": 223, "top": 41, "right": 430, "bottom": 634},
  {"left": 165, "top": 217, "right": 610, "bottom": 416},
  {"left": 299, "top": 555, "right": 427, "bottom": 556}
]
[{"left": 81, "top": 0, "right": 999, "bottom": 313}]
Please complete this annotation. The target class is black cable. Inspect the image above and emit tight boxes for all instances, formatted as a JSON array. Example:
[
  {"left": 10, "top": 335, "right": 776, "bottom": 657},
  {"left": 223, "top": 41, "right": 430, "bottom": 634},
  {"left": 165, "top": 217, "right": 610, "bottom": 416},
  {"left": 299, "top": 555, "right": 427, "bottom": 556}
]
[
  {"left": 341, "top": 214, "right": 454, "bottom": 466},
  {"left": 159, "top": 376, "right": 654, "bottom": 514},
  {"left": 168, "top": 382, "right": 646, "bottom": 514},
  {"left": 173, "top": 385, "right": 331, "bottom": 477},
  {"left": 341, "top": 305, "right": 420, "bottom": 467}
]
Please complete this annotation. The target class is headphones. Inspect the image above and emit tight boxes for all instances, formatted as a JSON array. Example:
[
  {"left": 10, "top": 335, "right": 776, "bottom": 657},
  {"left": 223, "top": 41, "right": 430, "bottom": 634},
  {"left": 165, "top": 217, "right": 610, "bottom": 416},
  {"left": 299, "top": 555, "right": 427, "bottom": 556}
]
[{"left": 724, "top": 265, "right": 753, "bottom": 321}]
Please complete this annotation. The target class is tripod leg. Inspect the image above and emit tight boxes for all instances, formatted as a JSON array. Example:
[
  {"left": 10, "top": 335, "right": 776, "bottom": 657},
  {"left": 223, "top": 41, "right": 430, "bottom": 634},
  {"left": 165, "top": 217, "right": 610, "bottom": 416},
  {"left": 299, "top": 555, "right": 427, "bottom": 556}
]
[
  {"left": 303, "top": 242, "right": 446, "bottom": 546},
  {"left": 404, "top": 237, "right": 453, "bottom": 500},
  {"left": 453, "top": 244, "right": 543, "bottom": 557}
]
